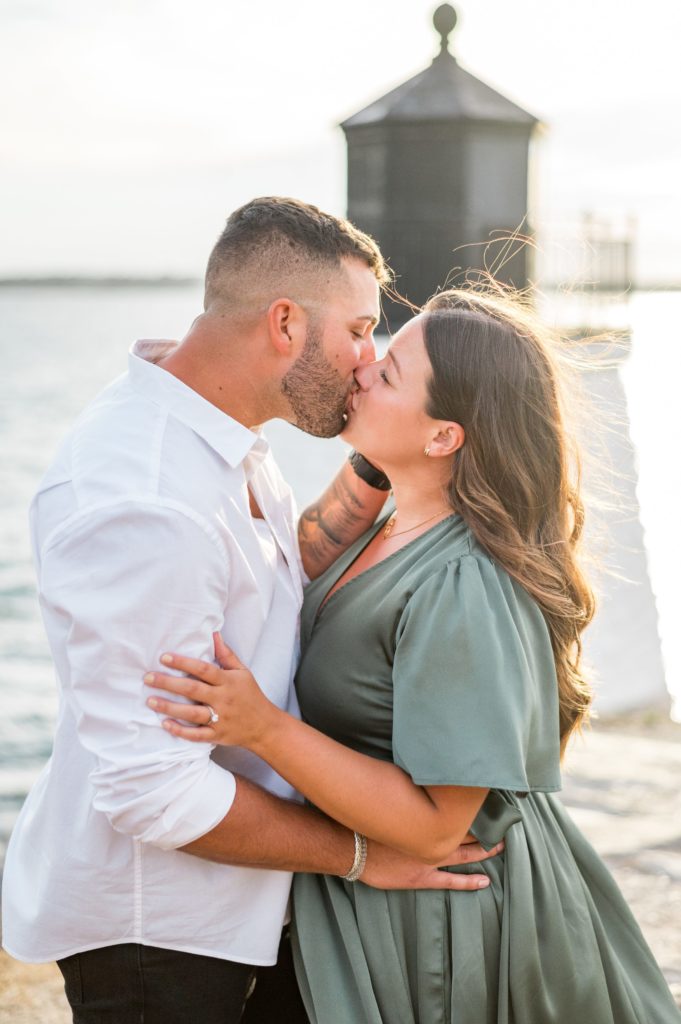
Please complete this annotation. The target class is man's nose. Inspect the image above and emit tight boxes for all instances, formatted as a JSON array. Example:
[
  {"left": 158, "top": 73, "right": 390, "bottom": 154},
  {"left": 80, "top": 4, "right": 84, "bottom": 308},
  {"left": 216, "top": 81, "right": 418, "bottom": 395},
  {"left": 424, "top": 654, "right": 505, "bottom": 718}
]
[
  {"left": 354, "top": 362, "right": 375, "bottom": 391},
  {"left": 359, "top": 333, "right": 377, "bottom": 364}
]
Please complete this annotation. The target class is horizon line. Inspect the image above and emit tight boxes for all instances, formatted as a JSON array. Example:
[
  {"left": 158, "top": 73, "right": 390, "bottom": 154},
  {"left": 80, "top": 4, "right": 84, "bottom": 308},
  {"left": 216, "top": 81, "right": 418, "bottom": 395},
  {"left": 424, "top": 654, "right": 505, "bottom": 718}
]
[
  {"left": 1, "top": 275, "right": 680, "bottom": 293},
  {"left": 0, "top": 275, "right": 201, "bottom": 288}
]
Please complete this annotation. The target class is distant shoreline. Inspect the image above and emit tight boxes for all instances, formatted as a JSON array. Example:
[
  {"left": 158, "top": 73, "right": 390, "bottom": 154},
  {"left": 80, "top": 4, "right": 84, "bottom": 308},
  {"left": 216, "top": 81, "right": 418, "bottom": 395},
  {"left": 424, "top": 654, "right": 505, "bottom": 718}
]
[
  {"left": 1, "top": 277, "right": 679, "bottom": 293},
  {"left": 0, "top": 276, "right": 201, "bottom": 288}
]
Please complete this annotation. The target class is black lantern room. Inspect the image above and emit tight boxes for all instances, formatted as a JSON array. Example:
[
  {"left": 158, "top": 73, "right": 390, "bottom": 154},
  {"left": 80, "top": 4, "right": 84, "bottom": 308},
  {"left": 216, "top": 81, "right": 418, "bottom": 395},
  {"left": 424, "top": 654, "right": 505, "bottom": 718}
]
[{"left": 341, "top": 4, "right": 539, "bottom": 326}]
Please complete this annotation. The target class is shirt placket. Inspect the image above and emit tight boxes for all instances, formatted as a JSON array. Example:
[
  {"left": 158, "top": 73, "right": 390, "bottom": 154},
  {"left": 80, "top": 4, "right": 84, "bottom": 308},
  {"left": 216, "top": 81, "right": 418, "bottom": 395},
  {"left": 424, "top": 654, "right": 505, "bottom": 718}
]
[{"left": 247, "top": 472, "right": 303, "bottom": 609}]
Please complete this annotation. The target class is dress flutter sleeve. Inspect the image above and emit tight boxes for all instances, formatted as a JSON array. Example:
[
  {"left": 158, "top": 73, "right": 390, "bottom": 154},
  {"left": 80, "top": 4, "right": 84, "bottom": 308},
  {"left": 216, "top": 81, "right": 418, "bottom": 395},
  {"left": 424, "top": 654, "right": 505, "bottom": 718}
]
[{"left": 391, "top": 552, "right": 562, "bottom": 792}]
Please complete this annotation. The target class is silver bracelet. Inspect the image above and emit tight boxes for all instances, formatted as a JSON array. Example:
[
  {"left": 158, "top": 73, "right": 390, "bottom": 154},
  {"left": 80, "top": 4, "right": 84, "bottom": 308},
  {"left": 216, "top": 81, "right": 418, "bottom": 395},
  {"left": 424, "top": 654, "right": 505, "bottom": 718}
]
[{"left": 343, "top": 832, "right": 368, "bottom": 883}]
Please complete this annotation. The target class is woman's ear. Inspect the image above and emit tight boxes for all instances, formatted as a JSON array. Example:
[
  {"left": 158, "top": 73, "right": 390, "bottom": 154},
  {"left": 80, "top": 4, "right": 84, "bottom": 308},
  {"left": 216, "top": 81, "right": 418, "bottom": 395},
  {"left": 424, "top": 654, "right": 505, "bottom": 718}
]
[
  {"left": 427, "top": 422, "right": 465, "bottom": 458},
  {"left": 266, "top": 299, "right": 307, "bottom": 358}
]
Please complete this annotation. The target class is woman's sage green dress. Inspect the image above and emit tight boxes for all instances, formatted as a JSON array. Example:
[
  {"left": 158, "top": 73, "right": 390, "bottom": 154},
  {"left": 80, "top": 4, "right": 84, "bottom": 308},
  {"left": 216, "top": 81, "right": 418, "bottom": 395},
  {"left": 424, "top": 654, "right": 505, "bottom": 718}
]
[{"left": 291, "top": 515, "right": 679, "bottom": 1024}]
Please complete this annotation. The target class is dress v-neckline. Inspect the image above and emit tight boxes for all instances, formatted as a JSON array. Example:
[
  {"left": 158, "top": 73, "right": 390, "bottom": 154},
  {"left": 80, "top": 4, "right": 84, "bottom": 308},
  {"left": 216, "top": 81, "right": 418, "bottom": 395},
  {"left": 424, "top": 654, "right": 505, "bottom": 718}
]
[{"left": 313, "top": 513, "right": 458, "bottom": 625}]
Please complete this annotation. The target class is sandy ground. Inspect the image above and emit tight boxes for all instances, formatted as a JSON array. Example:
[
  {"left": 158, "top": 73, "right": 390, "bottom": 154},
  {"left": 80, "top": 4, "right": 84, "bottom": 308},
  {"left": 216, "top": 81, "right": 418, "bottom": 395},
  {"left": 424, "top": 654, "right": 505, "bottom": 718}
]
[
  {"left": 560, "top": 711, "right": 681, "bottom": 1009},
  {"left": 1, "top": 711, "right": 680, "bottom": 1022}
]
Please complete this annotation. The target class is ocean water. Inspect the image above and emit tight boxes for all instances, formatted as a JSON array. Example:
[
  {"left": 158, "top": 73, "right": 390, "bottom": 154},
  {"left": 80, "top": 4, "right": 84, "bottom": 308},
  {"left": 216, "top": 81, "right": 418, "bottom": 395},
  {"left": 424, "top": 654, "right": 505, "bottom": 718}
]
[{"left": 0, "top": 284, "right": 679, "bottom": 862}]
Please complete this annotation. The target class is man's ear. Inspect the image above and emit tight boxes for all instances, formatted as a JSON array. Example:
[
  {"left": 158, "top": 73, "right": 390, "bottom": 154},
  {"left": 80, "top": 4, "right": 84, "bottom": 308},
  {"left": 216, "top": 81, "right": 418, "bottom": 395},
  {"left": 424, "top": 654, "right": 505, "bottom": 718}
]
[
  {"left": 427, "top": 422, "right": 465, "bottom": 458},
  {"left": 266, "top": 299, "right": 307, "bottom": 358}
]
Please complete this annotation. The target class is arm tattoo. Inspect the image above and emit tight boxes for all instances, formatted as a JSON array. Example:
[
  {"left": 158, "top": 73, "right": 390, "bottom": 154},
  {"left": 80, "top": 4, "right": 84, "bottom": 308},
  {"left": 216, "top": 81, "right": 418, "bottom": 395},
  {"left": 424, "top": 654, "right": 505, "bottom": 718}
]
[{"left": 298, "top": 464, "right": 387, "bottom": 579}]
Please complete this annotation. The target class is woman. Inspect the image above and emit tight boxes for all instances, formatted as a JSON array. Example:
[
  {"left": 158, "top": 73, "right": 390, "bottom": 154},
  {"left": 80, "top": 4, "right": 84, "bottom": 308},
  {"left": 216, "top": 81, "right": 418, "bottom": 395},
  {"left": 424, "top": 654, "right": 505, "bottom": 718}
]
[{"left": 145, "top": 288, "right": 680, "bottom": 1023}]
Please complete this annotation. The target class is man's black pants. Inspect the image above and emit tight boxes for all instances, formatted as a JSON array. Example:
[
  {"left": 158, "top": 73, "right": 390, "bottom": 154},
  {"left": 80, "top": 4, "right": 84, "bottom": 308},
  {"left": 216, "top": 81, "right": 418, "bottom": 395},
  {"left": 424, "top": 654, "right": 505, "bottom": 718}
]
[{"left": 57, "top": 929, "right": 309, "bottom": 1023}]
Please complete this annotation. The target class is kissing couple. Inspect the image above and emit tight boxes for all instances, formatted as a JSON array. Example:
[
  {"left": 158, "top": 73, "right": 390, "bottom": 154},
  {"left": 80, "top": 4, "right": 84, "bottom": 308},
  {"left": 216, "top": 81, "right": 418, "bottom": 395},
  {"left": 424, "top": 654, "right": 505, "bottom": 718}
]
[{"left": 3, "top": 197, "right": 678, "bottom": 1023}]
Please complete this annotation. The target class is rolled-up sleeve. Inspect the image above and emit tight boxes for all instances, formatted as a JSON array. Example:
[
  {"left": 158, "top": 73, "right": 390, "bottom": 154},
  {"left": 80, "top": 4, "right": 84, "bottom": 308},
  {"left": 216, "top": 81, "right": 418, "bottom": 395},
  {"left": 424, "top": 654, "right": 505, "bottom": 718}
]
[{"left": 38, "top": 500, "right": 236, "bottom": 850}]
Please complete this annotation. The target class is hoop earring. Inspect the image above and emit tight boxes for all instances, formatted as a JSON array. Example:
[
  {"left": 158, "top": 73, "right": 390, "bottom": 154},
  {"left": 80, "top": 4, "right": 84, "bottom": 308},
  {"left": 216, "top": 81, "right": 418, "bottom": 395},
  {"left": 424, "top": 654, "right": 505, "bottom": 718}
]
[{"left": 424, "top": 447, "right": 431, "bottom": 457}]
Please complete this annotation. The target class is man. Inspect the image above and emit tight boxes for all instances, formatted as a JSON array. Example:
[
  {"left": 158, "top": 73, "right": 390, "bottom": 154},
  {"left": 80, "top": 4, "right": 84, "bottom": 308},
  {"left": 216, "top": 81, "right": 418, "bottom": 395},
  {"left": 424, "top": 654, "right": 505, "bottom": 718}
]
[{"left": 2, "top": 198, "right": 497, "bottom": 1023}]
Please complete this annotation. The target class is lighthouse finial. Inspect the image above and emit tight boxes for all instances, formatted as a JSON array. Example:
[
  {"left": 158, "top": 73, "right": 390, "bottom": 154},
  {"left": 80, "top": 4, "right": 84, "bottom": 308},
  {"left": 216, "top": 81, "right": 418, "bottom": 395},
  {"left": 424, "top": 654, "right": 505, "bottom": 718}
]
[{"left": 433, "top": 4, "right": 458, "bottom": 56}]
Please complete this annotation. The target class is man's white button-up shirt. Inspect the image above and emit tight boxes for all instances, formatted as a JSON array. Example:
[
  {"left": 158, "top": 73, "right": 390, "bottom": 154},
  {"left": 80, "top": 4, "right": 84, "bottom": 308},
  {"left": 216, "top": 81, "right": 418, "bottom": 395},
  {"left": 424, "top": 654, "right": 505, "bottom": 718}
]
[{"left": 2, "top": 340, "right": 305, "bottom": 965}]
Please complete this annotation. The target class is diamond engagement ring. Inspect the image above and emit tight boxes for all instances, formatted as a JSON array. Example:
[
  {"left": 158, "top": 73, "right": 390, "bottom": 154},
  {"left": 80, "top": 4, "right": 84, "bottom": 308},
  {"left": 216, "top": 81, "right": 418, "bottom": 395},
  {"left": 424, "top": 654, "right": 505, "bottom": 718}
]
[{"left": 205, "top": 704, "right": 219, "bottom": 725}]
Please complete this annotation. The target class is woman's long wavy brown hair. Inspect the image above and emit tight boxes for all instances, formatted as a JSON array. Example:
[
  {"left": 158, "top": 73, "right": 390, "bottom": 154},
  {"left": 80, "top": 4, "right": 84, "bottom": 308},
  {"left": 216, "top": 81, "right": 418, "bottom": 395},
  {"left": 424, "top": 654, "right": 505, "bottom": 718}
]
[{"left": 422, "top": 286, "right": 595, "bottom": 754}]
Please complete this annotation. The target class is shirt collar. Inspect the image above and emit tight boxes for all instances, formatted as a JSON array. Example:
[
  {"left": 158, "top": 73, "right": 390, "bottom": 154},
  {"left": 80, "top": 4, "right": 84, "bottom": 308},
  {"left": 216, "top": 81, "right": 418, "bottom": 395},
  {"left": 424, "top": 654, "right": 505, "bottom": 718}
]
[{"left": 128, "top": 339, "right": 269, "bottom": 469}]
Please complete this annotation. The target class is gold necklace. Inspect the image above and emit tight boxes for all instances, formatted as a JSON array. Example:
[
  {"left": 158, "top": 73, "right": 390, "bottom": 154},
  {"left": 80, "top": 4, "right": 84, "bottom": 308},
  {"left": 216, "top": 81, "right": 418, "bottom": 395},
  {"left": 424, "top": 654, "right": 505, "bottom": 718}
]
[{"left": 383, "top": 509, "right": 450, "bottom": 540}]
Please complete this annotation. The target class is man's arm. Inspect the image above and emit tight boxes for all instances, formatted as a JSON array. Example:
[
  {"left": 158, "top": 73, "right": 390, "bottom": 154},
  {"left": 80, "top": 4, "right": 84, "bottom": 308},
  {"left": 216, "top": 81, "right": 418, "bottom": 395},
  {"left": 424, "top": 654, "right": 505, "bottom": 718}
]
[
  {"left": 44, "top": 503, "right": 496, "bottom": 888},
  {"left": 149, "top": 652, "right": 487, "bottom": 866},
  {"left": 182, "top": 775, "right": 499, "bottom": 891},
  {"left": 41, "top": 504, "right": 241, "bottom": 849},
  {"left": 298, "top": 456, "right": 390, "bottom": 580}
]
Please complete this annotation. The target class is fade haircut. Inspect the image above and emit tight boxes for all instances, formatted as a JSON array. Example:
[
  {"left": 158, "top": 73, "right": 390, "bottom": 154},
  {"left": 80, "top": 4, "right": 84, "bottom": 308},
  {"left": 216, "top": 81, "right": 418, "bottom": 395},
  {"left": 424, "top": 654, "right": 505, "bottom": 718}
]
[{"left": 204, "top": 196, "right": 389, "bottom": 315}]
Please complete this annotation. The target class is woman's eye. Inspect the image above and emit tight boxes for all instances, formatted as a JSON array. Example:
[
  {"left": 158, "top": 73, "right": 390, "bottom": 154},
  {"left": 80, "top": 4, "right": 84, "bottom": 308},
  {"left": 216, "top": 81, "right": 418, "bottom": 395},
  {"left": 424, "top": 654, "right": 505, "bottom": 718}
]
[
  {"left": 352, "top": 331, "right": 364, "bottom": 340},
  {"left": 379, "top": 369, "right": 390, "bottom": 384}
]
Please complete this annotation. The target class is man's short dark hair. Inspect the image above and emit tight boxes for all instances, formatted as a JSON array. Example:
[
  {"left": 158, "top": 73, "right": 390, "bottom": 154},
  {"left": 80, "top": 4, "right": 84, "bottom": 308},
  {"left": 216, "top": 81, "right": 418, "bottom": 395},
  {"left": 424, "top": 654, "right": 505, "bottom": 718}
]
[{"left": 204, "top": 196, "right": 389, "bottom": 312}]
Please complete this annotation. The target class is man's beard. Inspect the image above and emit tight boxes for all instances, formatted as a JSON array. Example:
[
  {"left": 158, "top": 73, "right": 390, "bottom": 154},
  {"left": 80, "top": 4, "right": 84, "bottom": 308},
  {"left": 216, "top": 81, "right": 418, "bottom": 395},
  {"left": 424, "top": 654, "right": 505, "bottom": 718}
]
[{"left": 280, "top": 321, "right": 349, "bottom": 438}]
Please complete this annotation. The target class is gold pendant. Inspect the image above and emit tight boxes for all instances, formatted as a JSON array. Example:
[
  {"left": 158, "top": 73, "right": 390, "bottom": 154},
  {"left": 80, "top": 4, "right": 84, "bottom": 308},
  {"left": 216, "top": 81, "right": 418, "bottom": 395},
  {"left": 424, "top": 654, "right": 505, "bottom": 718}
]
[{"left": 383, "top": 514, "right": 397, "bottom": 539}]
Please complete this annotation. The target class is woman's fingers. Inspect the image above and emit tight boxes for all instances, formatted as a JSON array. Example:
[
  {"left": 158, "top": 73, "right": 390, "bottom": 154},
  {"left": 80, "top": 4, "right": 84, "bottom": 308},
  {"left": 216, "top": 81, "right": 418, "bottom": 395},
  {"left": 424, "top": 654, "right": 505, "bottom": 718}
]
[
  {"left": 156, "top": 652, "right": 221, "bottom": 684},
  {"left": 213, "top": 632, "right": 243, "bottom": 670},
  {"left": 146, "top": 695, "right": 213, "bottom": 725},
  {"left": 160, "top": 719, "right": 214, "bottom": 743},
  {"left": 143, "top": 671, "right": 215, "bottom": 705}
]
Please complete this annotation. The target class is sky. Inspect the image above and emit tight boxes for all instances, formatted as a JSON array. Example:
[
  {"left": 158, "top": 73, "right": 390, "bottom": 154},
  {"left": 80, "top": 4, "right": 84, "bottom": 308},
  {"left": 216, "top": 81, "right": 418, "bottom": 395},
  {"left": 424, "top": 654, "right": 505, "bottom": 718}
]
[{"left": 1, "top": 0, "right": 680, "bottom": 284}]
